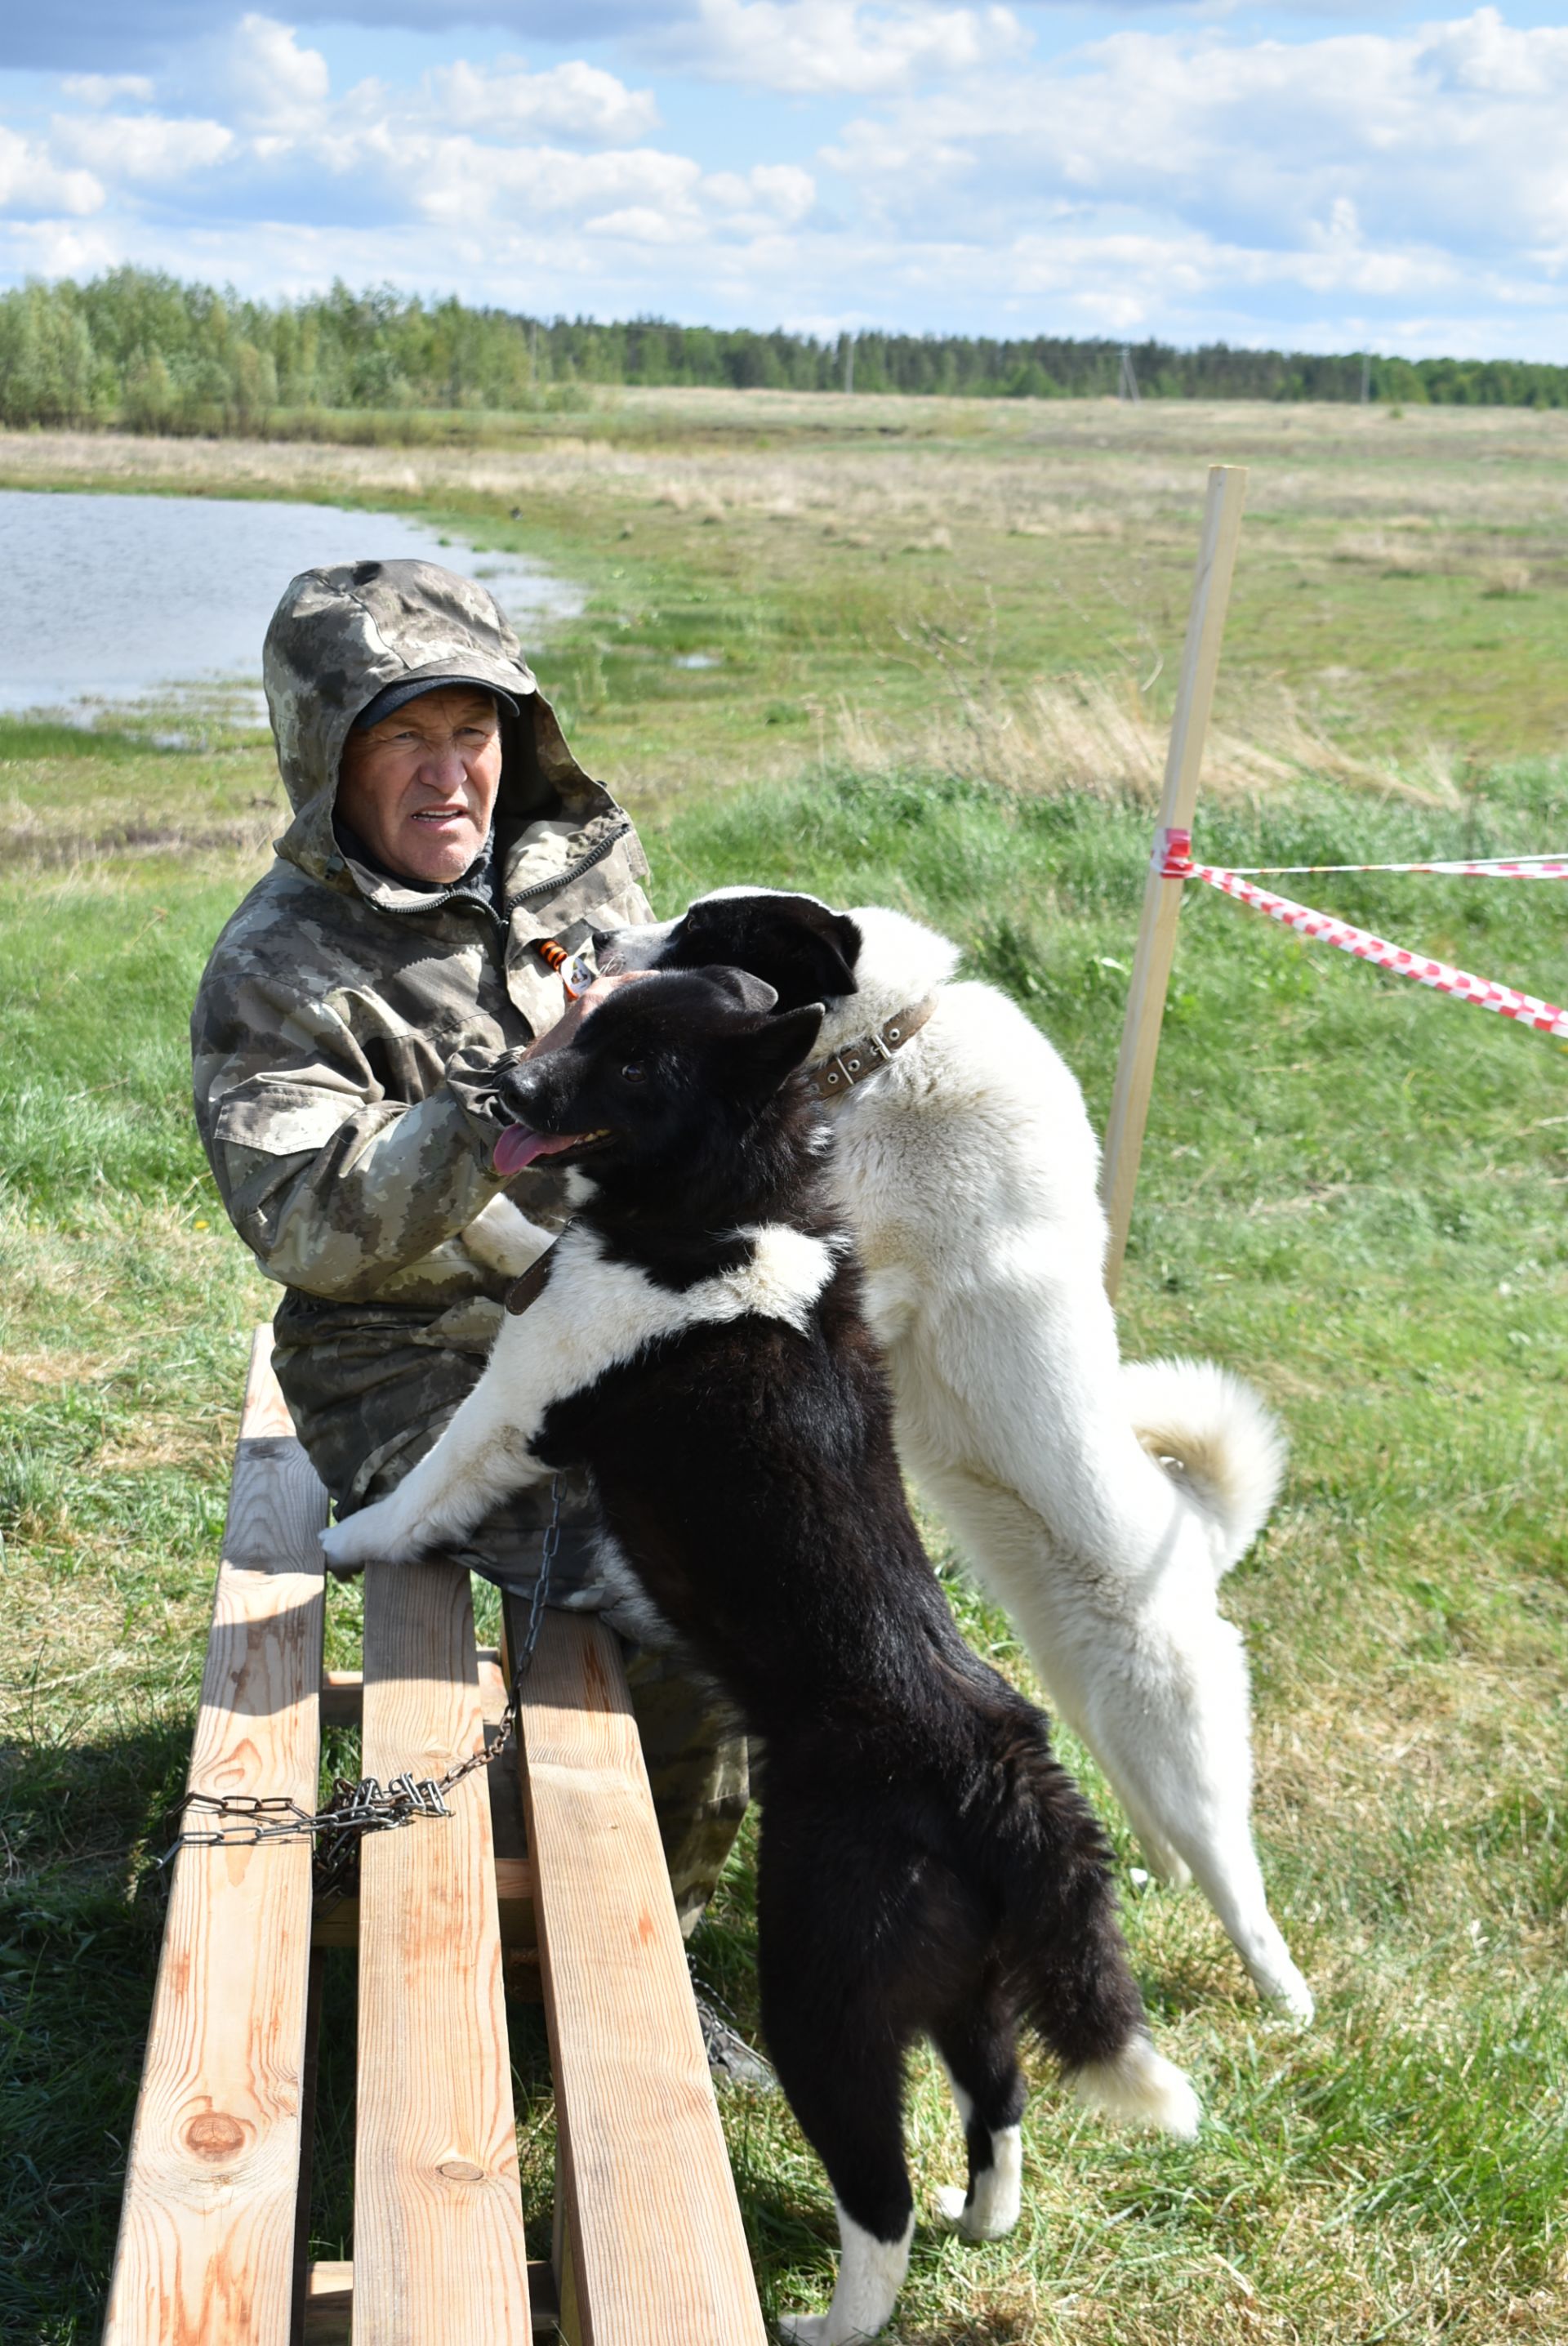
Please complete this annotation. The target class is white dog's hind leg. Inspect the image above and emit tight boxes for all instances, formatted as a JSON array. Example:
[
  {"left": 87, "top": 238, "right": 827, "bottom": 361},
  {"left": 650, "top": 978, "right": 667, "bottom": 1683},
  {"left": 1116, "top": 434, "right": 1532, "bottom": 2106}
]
[
  {"left": 1058, "top": 1616, "right": 1313, "bottom": 2023},
  {"left": 914, "top": 1458, "right": 1312, "bottom": 2021},
  {"left": 776, "top": 2203, "right": 913, "bottom": 2345},
  {"left": 319, "top": 1364, "right": 548, "bottom": 1570}
]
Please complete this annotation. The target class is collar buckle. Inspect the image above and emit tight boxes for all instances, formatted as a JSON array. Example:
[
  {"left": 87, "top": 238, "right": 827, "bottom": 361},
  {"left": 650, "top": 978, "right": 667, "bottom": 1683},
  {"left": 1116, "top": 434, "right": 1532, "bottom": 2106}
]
[{"left": 809, "top": 996, "right": 936, "bottom": 1101}]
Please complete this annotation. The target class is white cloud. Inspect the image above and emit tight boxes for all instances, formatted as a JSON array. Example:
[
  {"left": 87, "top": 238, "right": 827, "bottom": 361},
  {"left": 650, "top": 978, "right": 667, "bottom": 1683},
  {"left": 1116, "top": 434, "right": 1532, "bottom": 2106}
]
[
  {"left": 822, "top": 11, "right": 1568, "bottom": 261},
  {"left": 51, "top": 113, "right": 235, "bottom": 183},
  {"left": 0, "top": 128, "right": 103, "bottom": 218},
  {"left": 60, "top": 74, "right": 157, "bottom": 108},
  {"left": 227, "top": 12, "right": 332, "bottom": 124},
  {"left": 430, "top": 57, "right": 659, "bottom": 143},
  {"left": 704, "top": 163, "right": 817, "bottom": 225},
  {"left": 585, "top": 203, "right": 693, "bottom": 243},
  {"left": 399, "top": 139, "right": 705, "bottom": 230},
  {"left": 1423, "top": 6, "right": 1568, "bottom": 97},
  {"left": 661, "top": 0, "right": 1027, "bottom": 96},
  {"left": 2, "top": 217, "right": 124, "bottom": 278}
]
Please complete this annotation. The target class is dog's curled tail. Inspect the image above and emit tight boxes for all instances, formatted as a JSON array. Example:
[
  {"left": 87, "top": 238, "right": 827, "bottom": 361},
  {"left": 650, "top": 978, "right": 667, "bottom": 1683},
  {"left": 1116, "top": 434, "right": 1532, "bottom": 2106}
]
[
  {"left": 981, "top": 1726, "right": 1200, "bottom": 2143},
  {"left": 1122, "top": 1354, "right": 1285, "bottom": 1579}
]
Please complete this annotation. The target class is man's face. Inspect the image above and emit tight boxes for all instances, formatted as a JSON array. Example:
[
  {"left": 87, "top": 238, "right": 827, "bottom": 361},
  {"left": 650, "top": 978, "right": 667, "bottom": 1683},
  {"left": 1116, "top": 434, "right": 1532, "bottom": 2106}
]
[{"left": 336, "top": 686, "right": 503, "bottom": 884}]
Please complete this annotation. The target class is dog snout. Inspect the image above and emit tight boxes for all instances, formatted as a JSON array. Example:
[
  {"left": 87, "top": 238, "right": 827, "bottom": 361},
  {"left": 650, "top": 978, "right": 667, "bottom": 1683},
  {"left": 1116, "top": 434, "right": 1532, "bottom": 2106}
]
[{"left": 497, "top": 1060, "right": 545, "bottom": 1122}]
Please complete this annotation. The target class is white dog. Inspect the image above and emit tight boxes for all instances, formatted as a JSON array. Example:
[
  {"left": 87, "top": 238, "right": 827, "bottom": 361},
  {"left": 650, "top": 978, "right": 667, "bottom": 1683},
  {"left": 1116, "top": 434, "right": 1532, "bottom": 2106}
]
[{"left": 595, "top": 888, "right": 1312, "bottom": 2021}]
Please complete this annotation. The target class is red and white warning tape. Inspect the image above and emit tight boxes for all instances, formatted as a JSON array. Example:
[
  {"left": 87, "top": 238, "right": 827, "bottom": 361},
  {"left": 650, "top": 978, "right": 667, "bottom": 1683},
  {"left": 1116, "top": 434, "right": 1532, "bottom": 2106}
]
[
  {"left": 1185, "top": 852, "right": 1568, "bottom": 881},
  {"left": 1156, "top": 828, "right": 1568, "bottom": 1041}
]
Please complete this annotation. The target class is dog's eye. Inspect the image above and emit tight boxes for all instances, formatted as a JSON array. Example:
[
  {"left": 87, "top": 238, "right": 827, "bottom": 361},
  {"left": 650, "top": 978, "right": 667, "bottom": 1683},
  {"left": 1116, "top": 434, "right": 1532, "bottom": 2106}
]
[{"left": 621, "top": 1061, "right": 646, "bottom": 1084}]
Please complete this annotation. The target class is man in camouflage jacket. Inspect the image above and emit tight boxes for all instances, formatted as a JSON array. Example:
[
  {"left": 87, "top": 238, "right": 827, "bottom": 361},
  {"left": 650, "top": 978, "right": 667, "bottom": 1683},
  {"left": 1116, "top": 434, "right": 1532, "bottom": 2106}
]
[{"left": 192, "top": 559, "right": 746, "bottom": 1933}]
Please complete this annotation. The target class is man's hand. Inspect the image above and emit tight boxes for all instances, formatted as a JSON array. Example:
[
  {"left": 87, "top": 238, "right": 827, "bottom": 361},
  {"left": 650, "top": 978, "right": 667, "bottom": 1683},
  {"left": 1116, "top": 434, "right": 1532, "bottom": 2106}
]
[{"left": 523, "top": 968, "right": 650, "bottom": 1061}]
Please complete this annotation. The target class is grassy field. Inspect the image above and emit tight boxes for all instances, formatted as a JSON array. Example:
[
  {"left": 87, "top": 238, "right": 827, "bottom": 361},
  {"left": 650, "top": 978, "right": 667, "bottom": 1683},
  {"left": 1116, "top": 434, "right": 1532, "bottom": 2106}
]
[{"left": 2, "top": 393, "right": 1566, "bottom": 2344}]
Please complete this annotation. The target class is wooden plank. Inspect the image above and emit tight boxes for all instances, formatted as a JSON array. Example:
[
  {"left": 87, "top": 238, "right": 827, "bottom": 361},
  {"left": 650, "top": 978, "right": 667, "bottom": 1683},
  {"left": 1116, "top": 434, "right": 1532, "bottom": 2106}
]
[
  {"left": 311, "top": 1856, "right": 533, "bottom": 1951},
  {"left": 104, "top": 1328, "right": 326, "bottom": 2346},
  {"left": 318, "top": 1669, "right": 363, "bottom": 1728},
  {"left": 354, "top": 1561, "right": 533, "bottom": 2345},
  {"left": 300, "top": 2262, "right": 559, "bottom": 2344},
  {"left": 1100, "top": 462, "right": 1249, "bottom": 1298},
  {"left": 301, "top": 2261, "right": 353, "bottom": 2346},
  {"left": 510, "top": 1605, "right": 767, "bottom": 2346},
  {"left": 288, "top": 1951, "right": 327, "bottom": 2346},
  {"left": 312, "top": 1655, "right": 535, "bottom": 1950}
]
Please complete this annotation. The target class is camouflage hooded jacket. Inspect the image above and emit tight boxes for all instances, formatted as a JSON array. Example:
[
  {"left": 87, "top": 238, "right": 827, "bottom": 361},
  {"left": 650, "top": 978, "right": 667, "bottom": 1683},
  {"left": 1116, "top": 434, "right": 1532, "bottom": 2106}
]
[{"left": 191, "top": 559, "right": 653, "bottom": 1511}]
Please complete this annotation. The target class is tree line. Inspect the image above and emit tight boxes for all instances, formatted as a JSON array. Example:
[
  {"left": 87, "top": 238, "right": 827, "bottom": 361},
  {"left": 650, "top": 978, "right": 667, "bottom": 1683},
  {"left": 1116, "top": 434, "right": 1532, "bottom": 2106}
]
[{"left": 2, "top": 267, "right": 1564, "bottom": 432}]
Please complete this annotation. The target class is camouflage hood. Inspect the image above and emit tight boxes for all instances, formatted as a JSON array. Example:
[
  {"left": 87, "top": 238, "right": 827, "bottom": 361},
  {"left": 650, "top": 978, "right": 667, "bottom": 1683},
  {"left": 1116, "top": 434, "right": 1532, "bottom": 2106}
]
[
  {"left": 263, "top": 557, "right": 593, "bottom": 886},
  {"left": 198, "top": 550, "right": 655, "bottom": 1512}
]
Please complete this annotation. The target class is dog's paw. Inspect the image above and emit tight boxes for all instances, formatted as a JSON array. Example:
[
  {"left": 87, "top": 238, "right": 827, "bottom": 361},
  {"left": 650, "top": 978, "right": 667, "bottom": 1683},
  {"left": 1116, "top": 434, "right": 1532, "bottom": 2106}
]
[
  {"left": 461, "top": 1195, "right": 556, "bottom": 1278},
  {"left": 935, "top": 2144, "right": 1021, "bottom": 2240},
  {"left": 934, "top": 2182, "right": 971, "bottom": 2229},
  {"left": 320, "top": 1504, "right": 415, "bottom": 1570},
  {"left": 774, "top": 2317, "right": 831, "bottom": 2345},
  {"left": 1258, "top": 1963, "right": 1316, "bottom": 2027}
]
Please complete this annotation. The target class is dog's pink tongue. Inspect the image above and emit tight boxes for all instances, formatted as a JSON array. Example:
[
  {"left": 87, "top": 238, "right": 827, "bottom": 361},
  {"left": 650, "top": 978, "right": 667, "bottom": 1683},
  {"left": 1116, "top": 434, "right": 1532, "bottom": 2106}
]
[{"left": 492, "top": 1124, "right": 582, "bottom": 1175}]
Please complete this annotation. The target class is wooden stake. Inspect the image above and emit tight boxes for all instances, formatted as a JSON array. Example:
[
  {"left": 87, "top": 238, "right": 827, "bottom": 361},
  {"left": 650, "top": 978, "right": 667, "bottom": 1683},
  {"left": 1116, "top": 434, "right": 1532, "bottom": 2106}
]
[{"left": 1101, "top": 463, "right": 1248, "bottom": 1299}]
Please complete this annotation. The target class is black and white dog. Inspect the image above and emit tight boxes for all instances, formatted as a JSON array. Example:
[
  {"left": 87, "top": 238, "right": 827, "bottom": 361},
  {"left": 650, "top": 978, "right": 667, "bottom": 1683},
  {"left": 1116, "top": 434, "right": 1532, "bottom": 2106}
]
[
  {"left": 324, "top": 968, "right": 1197, "bottom": 2345},
  {"left": 593, "top": 890, "right": 1312, "bottom": 2023}
]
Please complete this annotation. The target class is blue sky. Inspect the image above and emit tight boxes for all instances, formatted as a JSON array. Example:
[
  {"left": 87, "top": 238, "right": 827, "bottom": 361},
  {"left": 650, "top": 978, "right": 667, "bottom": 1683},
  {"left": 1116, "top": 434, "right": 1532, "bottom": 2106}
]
[{"left": 1, "top": 2, "right": 1564, "bottom": 358}]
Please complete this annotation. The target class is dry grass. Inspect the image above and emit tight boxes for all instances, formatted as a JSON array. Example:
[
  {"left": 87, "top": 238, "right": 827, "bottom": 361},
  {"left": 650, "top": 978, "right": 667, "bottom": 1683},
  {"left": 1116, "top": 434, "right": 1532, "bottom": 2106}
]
[
  {"left": 8, "top": 395, "right": 1568, "bottom": 537},
  {"left": 835, "top": 671, "right": 1462, "bottom": 806}
]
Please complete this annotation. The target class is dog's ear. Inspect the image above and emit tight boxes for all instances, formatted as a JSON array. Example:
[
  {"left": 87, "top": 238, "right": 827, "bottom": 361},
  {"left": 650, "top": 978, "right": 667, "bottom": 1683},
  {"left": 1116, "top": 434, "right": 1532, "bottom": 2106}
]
[
  {"left": 697, "top": 966, "right": 780, "bottom": 1017},
  {"left": 725, "top": 1002, "right": 824, "bottom": 1099},
  {"left": 764, "top": 905, "right": 860, "bottom": 1002}
]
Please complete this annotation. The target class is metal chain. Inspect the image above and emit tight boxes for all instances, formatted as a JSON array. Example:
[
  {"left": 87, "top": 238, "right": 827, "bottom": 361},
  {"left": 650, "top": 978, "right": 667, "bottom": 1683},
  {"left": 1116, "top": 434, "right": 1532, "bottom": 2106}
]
[{"left": 159, "top": 1476, "right": 564, "bottom": 1904}]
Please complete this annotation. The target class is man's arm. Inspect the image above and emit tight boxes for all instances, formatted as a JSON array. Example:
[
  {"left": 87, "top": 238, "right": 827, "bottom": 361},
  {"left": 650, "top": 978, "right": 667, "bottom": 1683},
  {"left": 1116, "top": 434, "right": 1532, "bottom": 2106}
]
[{"left": 197, "top": 975, "right": 517, "bottom": 1301}]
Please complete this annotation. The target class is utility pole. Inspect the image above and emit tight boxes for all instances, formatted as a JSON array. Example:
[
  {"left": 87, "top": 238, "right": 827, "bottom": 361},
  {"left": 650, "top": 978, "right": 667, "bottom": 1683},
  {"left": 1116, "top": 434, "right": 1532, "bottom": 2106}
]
[
  {"left": 843, "top": 332, "right": 855, "bottom": 395},
  {"left": 1361, "top": 348, "right": 1371, "bottom": 404},
  {"left": 1118, "top": 346, "right": 1140, "bottom": 403},
  {"left": 530, "top": 320, "right": 539, "bottom": 386}
]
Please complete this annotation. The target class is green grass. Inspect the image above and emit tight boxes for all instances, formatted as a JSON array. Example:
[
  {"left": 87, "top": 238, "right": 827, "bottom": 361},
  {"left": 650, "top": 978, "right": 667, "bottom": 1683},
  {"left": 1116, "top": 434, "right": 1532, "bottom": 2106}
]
[{"left": 2, "top": 405, "right": 1567, "bottom": 2341}]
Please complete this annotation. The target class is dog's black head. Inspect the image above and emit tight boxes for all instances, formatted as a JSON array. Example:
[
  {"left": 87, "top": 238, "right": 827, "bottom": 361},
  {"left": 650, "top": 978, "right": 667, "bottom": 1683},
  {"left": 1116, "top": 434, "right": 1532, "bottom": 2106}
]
[
  {"left": 595, "top": 889, "right": 862, "bottom": 1013},
  {"left": 492, "top": 968, "right": 824, "bottom": 1204}
]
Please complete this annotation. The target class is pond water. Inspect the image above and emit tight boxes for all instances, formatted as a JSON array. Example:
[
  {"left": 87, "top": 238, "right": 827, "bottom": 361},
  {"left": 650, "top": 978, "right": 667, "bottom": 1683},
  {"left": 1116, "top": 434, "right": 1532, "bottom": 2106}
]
[{"left": 0, "top": 489, "right": 584, "bottom": 720}]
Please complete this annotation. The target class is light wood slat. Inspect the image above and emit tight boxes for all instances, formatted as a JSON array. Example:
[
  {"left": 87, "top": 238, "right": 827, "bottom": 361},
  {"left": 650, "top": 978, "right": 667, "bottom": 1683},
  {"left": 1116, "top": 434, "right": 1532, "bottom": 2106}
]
[
  {"left": 354, "top": 1560, "right": 533, "bottom": 2345},
  {"left": 509, "top": 1607, "right": 767, "bottom": 2346},
  {"left": 300, "top": 2261, "right": 559, "bottom": 2344},
  {"left": 104, "top": 1328, "right": 326, "bottom": 2346},
  {"left": 317, "top": 1669, "right": 363, "bottom": 1728},
  {"left": 289, "top": 1951, "right": 327, "bottom": 2346},
  {"left": 311, "top": 1856, "right": 533, "bottom": 1951}
]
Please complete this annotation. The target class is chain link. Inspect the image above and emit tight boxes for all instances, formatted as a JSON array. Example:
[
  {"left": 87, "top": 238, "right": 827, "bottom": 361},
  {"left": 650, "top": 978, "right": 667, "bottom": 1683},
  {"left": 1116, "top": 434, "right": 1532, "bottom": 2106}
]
[{"left": 159, "top": 1476, "right": 564, "bottom": 1906}]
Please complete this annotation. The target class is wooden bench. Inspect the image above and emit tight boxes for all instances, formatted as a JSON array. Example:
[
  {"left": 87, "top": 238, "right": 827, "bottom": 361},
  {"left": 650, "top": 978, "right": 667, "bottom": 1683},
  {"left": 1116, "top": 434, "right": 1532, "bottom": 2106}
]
[{"left": 104, "top": 1327, "right": 768, "bottom": 2346}]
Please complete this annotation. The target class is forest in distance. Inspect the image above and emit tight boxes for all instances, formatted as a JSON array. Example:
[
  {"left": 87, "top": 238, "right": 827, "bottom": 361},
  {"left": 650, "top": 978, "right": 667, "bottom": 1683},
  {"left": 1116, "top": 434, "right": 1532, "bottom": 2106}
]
[{"left": 3, "top": 267, "right": 1568, "bottom": 436}]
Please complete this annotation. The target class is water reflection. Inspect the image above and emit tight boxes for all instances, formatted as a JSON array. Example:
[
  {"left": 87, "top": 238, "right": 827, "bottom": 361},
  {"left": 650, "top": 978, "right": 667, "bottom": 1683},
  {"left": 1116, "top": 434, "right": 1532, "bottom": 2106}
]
[{"left": 0, "top": 490, "right": 583, "bottom": 720}]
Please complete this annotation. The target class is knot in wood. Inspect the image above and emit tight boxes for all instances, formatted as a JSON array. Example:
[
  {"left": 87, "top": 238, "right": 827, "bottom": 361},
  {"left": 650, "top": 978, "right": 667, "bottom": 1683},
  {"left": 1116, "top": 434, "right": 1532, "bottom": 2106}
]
[
  {"left": 438, "top": 2158, "right": 487, "bottom": 2184},
  {"left": 185, "top": 2111, "right": 247, "bottom": 2161}
]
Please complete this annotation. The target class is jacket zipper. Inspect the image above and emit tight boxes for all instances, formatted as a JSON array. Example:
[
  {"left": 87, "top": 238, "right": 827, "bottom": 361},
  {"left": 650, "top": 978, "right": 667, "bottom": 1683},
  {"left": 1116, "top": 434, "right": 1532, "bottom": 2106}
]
[
  {"left": 372, "top": 818, "right": 631, "bottom": 925},
  {"left": 501, "top": 820, "right": 631, "bottom": 914}
]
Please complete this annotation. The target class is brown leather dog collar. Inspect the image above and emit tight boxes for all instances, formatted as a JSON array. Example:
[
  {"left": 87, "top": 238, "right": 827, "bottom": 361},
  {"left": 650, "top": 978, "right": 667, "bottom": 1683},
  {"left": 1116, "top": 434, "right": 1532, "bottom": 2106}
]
[
  {"left": 505, "top": 1249, "right": 555, "bottom": 1315},
  {"left": 807, "top": 997, "right": 937, "bottom": 1101}
]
